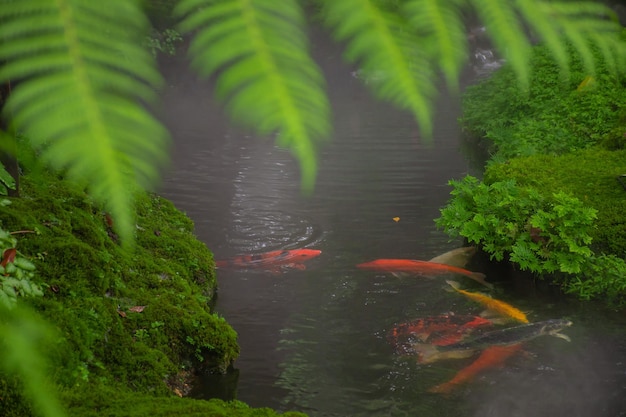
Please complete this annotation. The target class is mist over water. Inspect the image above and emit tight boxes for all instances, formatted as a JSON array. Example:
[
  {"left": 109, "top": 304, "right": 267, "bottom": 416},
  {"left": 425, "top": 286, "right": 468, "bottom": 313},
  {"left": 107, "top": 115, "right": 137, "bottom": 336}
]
[{"left": 157, "top": 26, "right": 626, "bottom": 417}]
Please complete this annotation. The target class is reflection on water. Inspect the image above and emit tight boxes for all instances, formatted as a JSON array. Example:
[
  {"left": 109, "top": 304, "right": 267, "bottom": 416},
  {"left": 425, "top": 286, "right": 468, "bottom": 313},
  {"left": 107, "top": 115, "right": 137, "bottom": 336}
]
[{"left": 157, "top": 29, "right": 626, "bottom": 417}]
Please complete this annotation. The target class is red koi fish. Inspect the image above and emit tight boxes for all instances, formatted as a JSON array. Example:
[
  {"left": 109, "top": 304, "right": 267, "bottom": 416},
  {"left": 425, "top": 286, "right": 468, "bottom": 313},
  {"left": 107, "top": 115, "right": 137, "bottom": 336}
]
[
  {"left": 428, "top": 343, "right": 523, "bottom": 394},
  {"left": 356, "top": 259, "right": 492, "bottom": 289},
  {"left": 388, "top": 314, "right": 494, "bottom": 354},
  {"left": 215, "top": 248, "right": 321, "bottom": 272}
]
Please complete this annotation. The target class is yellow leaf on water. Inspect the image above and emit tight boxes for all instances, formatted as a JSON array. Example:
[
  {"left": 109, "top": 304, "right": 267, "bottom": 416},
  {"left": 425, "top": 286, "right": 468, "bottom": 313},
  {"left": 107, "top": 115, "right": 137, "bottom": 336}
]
[{"left": 393, "top": 217, "right": 400, "bottom": 222}]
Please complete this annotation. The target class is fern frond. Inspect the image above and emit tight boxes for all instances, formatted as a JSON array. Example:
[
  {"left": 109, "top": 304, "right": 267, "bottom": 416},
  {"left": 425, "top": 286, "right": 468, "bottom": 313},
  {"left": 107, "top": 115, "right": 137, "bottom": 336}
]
[
  {"left": 513, "top": 0, "right": 571, "bottom": 79},
  {"left": 532, "top": 1, "right": 626, "bottom": 76},
  {"left": 469, "top": 0, "right": 532, "bottom": 89},
  {"left": 403, "top": 0, "right": 467, "bottom": 92},
  {"left": 0, "top": 0, "right": 169, "bottom": 245},
  {"left": 176, "top": 0, "right": 330, "bottom": 192},
  {"left": 320, "top": 0, "right": 435, "bottom": 137}
]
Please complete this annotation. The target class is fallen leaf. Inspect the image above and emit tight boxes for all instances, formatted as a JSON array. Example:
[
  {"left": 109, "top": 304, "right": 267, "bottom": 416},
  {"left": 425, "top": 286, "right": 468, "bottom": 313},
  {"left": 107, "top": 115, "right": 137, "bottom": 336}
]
[
  {"left": 392, "top": 217, "right": 400, "bottom": 222},
  {"left": 1, "top": 248, "right": 16, "bottom": 268},
  {"left": 104, "top": 212, "right": 114, "bottom": 227},
  {"left": 129, "top": 306, "right": 146, "bottom": 313},
  {"left": 117, "top": 309, "right": 126, "bottom": 318}
]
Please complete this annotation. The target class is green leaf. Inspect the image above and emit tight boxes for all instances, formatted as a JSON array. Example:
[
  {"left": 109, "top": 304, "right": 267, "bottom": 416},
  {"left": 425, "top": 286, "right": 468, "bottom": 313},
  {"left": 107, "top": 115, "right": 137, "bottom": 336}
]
[
  {"left": 403, "top": 0, "right": 467, "bottom": 92},
  {"left": 320, "top": 0, "right": 435, "bottom": 137},
  {"left": 0, "top": 162, "right": 15, "bottom": 195},
  {"left": 0, "top": 0, "right": 170, "bottom": 245},
  {"left": 176, "top": 0, "right": 330, "bottom": 192}
]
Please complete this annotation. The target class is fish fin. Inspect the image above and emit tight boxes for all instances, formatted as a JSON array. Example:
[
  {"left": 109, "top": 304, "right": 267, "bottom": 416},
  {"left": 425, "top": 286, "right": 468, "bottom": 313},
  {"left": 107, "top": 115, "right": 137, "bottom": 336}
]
[
  {"left": 468, "top": 272, "right": 493, "bottom": 289},
  {"left": 392, "top": 272, "right": 413, "bottom": 279},
  {"left": 412, "top": 343, "right": 476, "bottom": 364},
  {"left": 445, "top": 280, "right": 461, "bottom": 290},
  {"left": 416, "top": 332, "right": 431, "bottom": 342},
  {"left": 552, "top": 332, "right": 571, "bottom": 342},
  {"left": 411, "top": 343, "right": 441, "bottom": 364}
]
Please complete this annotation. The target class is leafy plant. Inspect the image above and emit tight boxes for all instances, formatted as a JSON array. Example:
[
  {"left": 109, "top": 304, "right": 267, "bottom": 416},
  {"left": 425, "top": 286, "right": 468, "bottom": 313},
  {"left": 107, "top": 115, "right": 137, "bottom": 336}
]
[
  {"left": 0, "top": 225, "right": 43, "bottom": 308},
  {"left": 436, "top": 175, "right": 598, "bottom": 274},
  {"left": 565, "top": 254, "right": 626, "bottom": 307}
]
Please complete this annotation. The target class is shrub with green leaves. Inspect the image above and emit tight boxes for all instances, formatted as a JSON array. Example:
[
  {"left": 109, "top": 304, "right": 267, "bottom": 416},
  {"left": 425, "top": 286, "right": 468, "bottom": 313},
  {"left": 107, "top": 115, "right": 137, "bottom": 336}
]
[
  {"left": 436, "top": 175, "right": 597, "bottom": 274},
  {"left": 565, "top": 254, "right": 626, "bottom": 307},
  {"left": 484, "top": 148, "right": 626, "bottom": 255}
]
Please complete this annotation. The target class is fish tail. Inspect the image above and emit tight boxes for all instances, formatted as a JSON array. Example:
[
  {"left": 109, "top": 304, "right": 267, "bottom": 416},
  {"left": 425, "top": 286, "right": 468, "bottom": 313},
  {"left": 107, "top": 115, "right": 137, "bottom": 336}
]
[
  {"left": 445, "top": 280, "right": 461, "bottom": 291},
  {"left": 428, "top": 382, "right": 456, "bottom": 395}
]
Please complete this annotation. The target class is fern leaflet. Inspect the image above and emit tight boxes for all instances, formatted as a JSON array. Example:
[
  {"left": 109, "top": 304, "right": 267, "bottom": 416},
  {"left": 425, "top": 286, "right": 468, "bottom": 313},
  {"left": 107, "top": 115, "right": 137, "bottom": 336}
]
[
  {"left": 176, "top": 0, "right": 330, "bottom": 191},
  {"left": 0, "top": 0, "right": 169, "bottom": 245},
  {"left": 320, "top": 0, "right": 436, "bottom": 137}
]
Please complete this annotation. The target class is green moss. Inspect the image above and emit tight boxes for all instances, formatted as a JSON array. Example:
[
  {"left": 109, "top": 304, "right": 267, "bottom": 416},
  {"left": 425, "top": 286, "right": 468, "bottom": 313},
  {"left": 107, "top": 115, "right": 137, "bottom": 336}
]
[
  {"left": 452, "top": 42, "right": 626, "bottom": 305},
  {"left": 62, "top": 385, "right": 307, "bottom": 417},
  {"left": 0, "top": 173, "right": 250, "bottom": 415},
  {"left": 484, "top": 148, "right": 626, "bottom": 254}
]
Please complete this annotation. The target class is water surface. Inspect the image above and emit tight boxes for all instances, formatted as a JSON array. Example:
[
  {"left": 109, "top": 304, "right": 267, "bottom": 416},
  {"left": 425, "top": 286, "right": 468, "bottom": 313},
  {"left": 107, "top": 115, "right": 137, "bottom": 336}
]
[{"left": 157, "top": 30, "right": 626, "bottom": 417}]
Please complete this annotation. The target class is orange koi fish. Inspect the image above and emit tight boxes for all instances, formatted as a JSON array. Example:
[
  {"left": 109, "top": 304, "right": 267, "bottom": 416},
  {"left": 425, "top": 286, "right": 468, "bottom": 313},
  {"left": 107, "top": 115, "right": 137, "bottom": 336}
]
[
  {"left": 388, "top": 314, "right": 494, "bottom": 354},
  {"left": 356, "top": 259, "right": 492, "bottom": 288},
  {"left": 446, "top": 280, "right": 528, "bottom": 323},
  {"left": 428, "top": 343, "right": 523, "bottom": 394},
  {"left": 215, "top": 248, "right": 321, "bottom": 272}
]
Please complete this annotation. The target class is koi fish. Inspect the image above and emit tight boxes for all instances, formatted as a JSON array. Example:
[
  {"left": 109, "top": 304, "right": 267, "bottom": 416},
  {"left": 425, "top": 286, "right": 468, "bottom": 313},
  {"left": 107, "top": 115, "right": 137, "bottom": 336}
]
[
  {"left": 428, "top": 246, "right": 477, "bottom": 269},
  {"left": 446, "top": 280, "right": 528, "bottom": 323},
  {"left": 356, "top": 259, "right": 492, "bottom": 289},
  {"left": 413, "top": 319, "right": 572, "bottom": 364},
  {"left": 388, "top": 314, "right": 494, "bottom": 354},
  {"left": 428, "top": 343, "right": 523, "bottom": 394},
  {"left": 214, "top": 248, "right": 321, "bottom": 272}
]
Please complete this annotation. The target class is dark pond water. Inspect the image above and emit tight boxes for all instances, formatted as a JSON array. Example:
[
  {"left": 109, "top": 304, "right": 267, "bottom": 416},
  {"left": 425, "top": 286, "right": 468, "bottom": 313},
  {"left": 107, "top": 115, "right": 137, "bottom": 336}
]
[{"left": 157, "top": 28, "right": 626, "bottom": 417}]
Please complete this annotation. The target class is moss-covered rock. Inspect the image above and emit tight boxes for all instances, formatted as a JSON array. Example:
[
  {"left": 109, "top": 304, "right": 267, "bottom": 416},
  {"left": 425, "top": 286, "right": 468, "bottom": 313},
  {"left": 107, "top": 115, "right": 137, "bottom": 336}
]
[{"left": 0, "top": 173, "right": 251, "bottom": 415}]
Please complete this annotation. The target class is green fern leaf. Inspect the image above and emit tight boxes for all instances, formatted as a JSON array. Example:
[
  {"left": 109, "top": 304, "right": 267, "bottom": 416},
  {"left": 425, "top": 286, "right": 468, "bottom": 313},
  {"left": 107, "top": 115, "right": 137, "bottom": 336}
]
[
  {"left": 470, "top": 0, "right": 532, "bottom": 89},
  {"left": 0, "top": 0, "right": 169, "bottom": 245},
  {"left": 403, "top": 0, "right": 467, "bottom": 92},
  {"left": 534, "top": 1, "right": 626, "bottom": 75},
  {"left": 513, "top": 0, "right": 571, "bottom": 78},
  {"left": 176, "top": 0, "right": 330, "bottom": 192},
  {"left": 320, "top": 0, "right": 435, "bottom": 137}
]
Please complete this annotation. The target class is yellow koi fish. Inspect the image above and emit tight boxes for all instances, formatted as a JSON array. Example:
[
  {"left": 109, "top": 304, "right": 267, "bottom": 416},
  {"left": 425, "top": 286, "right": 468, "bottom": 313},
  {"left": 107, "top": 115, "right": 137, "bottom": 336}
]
[{"left": 446, "top": 280, "right": 529, "bottom": 323}]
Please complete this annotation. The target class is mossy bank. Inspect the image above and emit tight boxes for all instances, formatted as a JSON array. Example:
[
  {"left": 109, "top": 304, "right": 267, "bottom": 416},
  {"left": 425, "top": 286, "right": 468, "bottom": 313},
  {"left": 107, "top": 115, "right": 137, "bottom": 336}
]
[
  {"left": 437, "top": 43, "right": 626, "bottom": 307},
  {"left": 0, "top": 173, "right": 305, "bottom": 417}
]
